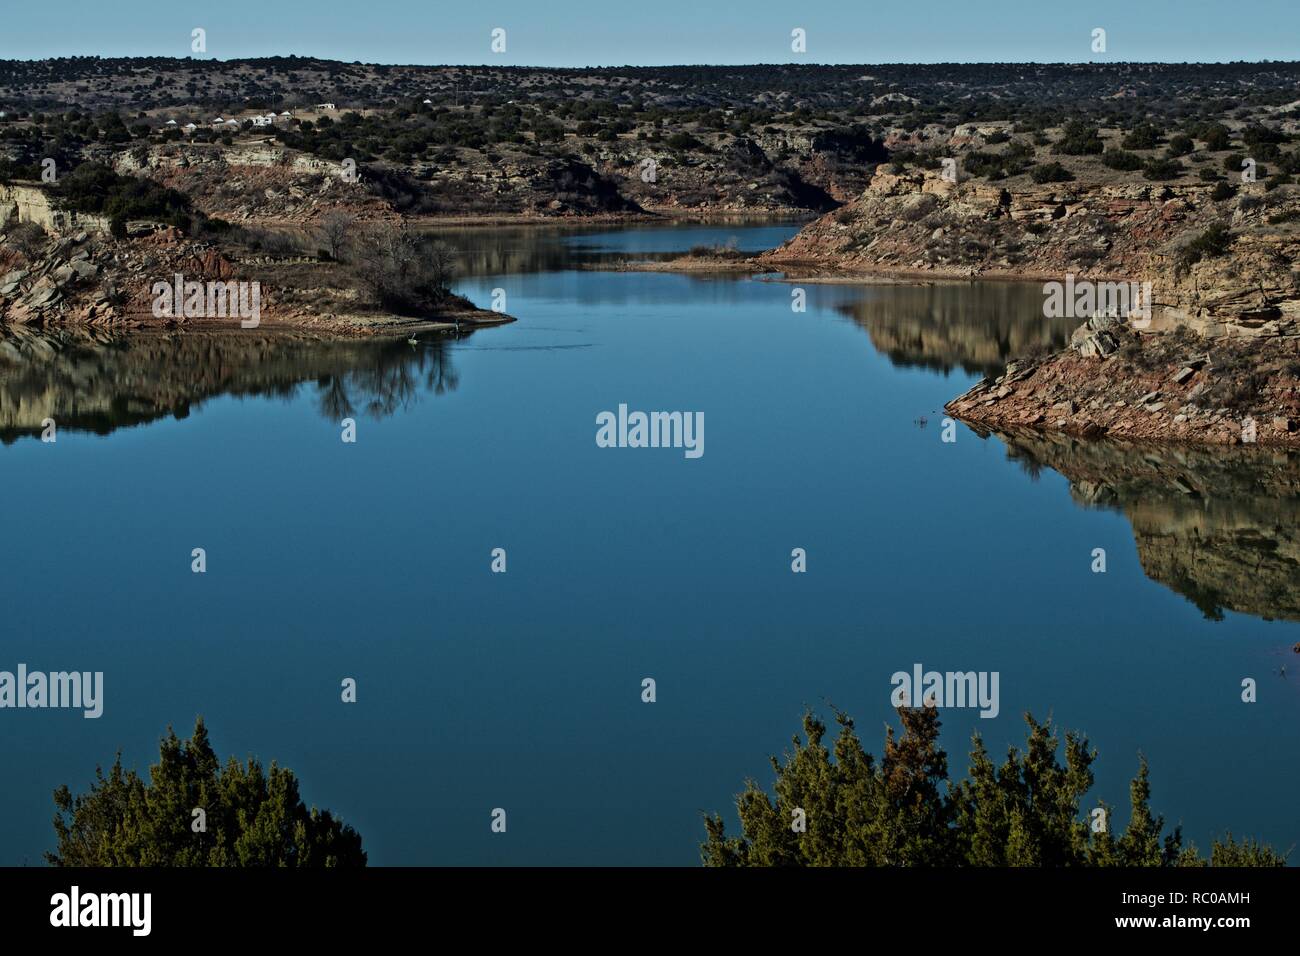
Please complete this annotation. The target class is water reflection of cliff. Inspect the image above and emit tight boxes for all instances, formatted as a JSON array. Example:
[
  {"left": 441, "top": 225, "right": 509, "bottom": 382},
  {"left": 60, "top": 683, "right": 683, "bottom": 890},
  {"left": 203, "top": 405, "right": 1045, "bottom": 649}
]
[
  {"left": 429, "top": 226, "right": 663, "bottom": 276},
  {"left": 428, "top": 223, "right": 792, "bottom": 277},
  {"left": 837, "top": 283, "right": 1076, "bottom": 379},
  {"left": 990, "top": 428, "right": 1300, "bottom": 623},
  {"left": 0, "top": 327, "right": 462, "bottom": 443}
]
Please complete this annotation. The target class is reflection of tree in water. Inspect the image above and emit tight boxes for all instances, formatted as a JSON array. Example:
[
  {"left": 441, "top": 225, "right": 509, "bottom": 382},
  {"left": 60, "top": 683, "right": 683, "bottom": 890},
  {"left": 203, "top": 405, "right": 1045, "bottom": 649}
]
[
  {"left": 0, "top": 329, "right": 467, "bottom": 442},
  {"left": 315, "top": 340, "right": 460, "bottom": 421}
]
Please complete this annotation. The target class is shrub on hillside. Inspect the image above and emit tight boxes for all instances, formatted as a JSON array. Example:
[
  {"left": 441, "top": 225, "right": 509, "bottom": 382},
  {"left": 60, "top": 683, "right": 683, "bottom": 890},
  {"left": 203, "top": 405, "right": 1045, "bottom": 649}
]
[
  {"left": 1053, "top": 120, "right": 1104, "bottom": 156},
  {"left": 1209, "top": 181, "right": 1236, "bottom": 201},
  {"left": 1101, "top": 149, "right": 1143, "bottom": 171},
  {"left": 1030, "top": 161, "right": 1074, "bottom": 183},
  {"left": 1175, "top": 222, "right": 1233, "bottom": 275},
  {"left": 54, "top": 161, "right": 198, "bottom": 234},
  {"left": 1143, "top": 157, "right": 1185, "bottom": 181},
  {"left": 1122, "top": 123, "right": 1163, "bottom": 150}
]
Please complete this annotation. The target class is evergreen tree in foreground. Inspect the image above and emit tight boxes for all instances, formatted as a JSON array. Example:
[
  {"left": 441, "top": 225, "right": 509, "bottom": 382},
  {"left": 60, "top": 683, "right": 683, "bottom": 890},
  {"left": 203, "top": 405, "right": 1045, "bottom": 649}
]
[
  {"left": 47, "top": 718, "right": 365, "bottom": 867},
  {"left": 702, "top": 708, "right": 1285, "bottom": 867}
]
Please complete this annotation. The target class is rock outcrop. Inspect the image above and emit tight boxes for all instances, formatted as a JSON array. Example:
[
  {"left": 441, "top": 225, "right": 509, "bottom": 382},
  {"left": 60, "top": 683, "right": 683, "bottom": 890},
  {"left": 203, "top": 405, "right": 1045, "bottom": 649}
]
[
  {"left": 0, "top": 222, "right": 509, "bottom": 335},
  {"left": 945, "top": 320, "right": 1300, "bottom": 446},
  {"left": 764, "top": 163, "right": 1300, "bottom": 447},
  {"left": 0, "top": 182, "right": 110, "bottom": 235},
  {"left": 764, "top": 165, "right": 1300, "bottom": 340}
]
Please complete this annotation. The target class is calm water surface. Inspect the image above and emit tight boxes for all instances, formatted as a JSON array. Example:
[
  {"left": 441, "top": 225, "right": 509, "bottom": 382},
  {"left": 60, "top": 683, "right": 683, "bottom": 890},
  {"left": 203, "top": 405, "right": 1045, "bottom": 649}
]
[{"left": 1, "top": 221, "right": 1297, "bottom": 865}]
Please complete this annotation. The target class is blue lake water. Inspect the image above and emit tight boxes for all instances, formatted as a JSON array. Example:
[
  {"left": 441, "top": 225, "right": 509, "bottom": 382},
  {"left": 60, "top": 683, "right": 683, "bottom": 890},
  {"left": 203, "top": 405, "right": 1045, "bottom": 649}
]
[{"left": 1, "top": 221, "right": 1297, "bottom": 865}]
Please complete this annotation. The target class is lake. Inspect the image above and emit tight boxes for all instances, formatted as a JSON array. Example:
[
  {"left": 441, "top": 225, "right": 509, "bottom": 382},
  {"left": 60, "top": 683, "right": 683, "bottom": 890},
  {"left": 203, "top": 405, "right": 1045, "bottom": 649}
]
[{"left": 1, "top": 220, "right": 1296, "bottom": 866}]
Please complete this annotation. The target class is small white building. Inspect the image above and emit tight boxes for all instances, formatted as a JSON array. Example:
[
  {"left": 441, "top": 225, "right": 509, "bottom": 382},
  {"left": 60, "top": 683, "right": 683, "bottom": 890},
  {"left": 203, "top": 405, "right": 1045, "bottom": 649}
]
[
  {"left": 165, "top": 119, "right": 178, "bottom": 126},
  {"left": 315, "top": 103, "right": 336, "bottom": 111},
  {"left": 183, "top": 123, "right": 198, "bottom": 134}
]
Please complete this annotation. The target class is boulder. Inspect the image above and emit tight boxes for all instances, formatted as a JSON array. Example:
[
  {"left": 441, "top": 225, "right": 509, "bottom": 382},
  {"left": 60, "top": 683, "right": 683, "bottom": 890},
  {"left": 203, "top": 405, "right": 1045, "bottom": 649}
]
[
  {"left": 125, "top": 221, "right": 167, "bottom": 238},
  {"left": 1070, "top": 315, "right": 1123, "bottom": 358},
  {"left": 24, "top": 277, "right": 60, "bottom": 307}
]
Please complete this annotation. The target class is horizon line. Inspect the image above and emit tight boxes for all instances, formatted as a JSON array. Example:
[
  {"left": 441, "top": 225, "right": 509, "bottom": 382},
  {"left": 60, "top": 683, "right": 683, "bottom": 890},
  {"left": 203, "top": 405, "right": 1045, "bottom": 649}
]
[{"left": 4, "top": 55, "right": 1300, "bottom": 69}]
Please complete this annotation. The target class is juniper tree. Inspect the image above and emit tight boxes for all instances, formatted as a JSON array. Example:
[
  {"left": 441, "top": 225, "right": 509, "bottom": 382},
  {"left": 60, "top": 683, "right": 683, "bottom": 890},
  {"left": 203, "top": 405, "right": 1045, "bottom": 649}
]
[
  {"left": 702, "top": 708, "right": 1285, "bottom": 867},
  {"left": 47, "top": 717, "right": 365, "bottom": 867},
  {"left": 950, "top": 715, "right": 1095, "bottom": 866}
]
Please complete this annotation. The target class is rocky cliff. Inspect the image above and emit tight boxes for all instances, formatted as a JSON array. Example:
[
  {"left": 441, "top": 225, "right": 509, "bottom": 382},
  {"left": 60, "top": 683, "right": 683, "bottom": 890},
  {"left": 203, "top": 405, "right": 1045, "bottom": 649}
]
[
  {"left": 766, "top": 164, "right": 1300, "bottom": 446},
  {"left": 106, "top": 132, "right": 866, "bottom": 224},
  {"left": 764, "top": 165, "right": 1300, "bottom": 339},
  {"left": 0, "top": 182, "right": 110, "bottom": 235},
  {"left": 945, "top": 318, "right": 1299, "bottom": 446},
  {"left": 0, "top": 220, "right": 509, "bottom": 334},
  {"left": 113, "top": 143, "right": 393, "bottom": 224}
]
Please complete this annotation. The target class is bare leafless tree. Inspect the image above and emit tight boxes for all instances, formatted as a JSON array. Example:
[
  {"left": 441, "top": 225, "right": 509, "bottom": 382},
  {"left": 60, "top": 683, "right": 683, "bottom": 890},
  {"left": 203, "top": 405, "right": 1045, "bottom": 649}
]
[
  {"left": 317, "top": 211, "right": 356, "bottom": 262},
  {"left": 425, "top": 241, "right": 455, "bottom": 291},
  {"left": 350, "top": 222, "right": 455, "bottom": 313}
]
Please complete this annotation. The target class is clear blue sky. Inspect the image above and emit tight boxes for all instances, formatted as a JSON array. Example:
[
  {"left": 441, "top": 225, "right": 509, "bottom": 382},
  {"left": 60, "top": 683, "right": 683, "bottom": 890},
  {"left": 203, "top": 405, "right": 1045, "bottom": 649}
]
[{"left": 2, "top": 0, "right": 1296, "bottom": 65}]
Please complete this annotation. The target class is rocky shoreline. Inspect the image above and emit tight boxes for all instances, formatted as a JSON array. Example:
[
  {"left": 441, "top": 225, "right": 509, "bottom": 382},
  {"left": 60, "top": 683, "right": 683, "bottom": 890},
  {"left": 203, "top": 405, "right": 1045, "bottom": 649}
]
[
  {"left": 584, "top": 239, "right": 1300, "bottom": 450},
  {"left": 0, "top": 225, "right": 513, "bottom": 336},
  {"left": 944, "top": 314, "right": 1300, "bottom": 446},
  {"left": 5, "top": 149, "right": 1300, "bottom": 451},
  {"left": 623, "top": 159, "right": 1300, "bottom": 449}
]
